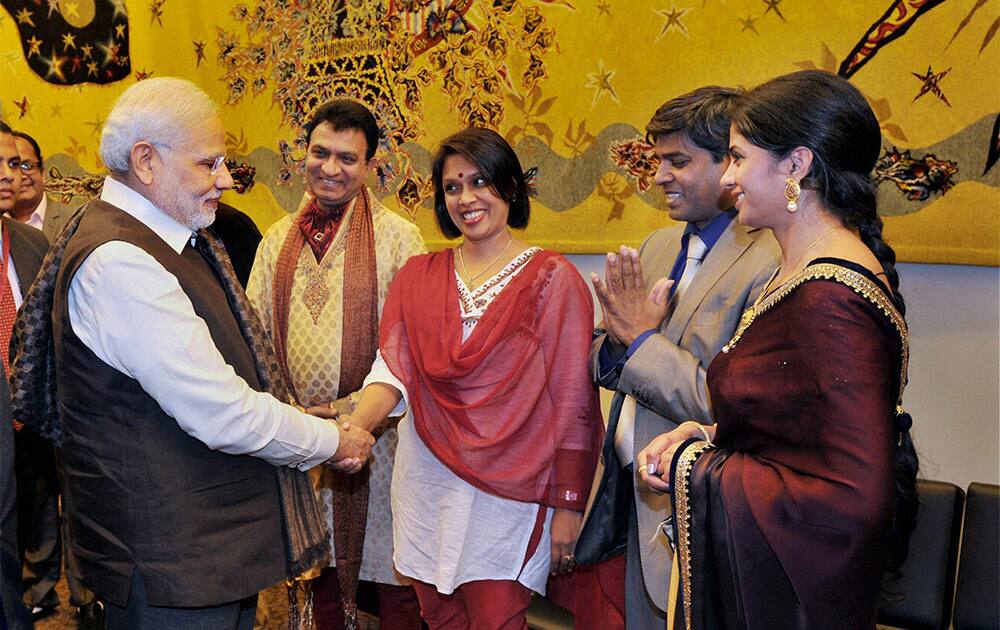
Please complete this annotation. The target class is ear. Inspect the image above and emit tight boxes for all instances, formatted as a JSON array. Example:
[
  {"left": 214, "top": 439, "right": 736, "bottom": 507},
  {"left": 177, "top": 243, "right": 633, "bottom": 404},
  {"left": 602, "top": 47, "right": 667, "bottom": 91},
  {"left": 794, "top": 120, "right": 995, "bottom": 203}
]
[
  {"left": 130, "top": 141, "right": 158, "bottom": 186},
  {"left": 364, "top": 154, "right": 379, "bottom": 174},
  {"left": 785, "top": 146, "right": 814, "bottom": 179}
]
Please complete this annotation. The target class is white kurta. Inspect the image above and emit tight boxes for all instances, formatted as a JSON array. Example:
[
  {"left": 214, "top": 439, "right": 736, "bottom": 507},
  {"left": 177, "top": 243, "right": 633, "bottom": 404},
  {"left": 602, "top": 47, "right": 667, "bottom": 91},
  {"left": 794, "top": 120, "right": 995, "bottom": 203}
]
[{"left": 365, "top": 248, "right": 555, "bottom": 595}]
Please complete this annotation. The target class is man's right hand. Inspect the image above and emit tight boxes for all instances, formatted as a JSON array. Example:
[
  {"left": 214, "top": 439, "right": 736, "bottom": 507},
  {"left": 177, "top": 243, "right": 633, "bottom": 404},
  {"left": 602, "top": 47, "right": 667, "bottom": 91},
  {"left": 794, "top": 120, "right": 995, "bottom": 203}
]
[
  {"left": 326, "top": 418, "right": 375, "bottom": 474},
  {"left": 591, "top": 245, "right": 671, "bottom": 347}
]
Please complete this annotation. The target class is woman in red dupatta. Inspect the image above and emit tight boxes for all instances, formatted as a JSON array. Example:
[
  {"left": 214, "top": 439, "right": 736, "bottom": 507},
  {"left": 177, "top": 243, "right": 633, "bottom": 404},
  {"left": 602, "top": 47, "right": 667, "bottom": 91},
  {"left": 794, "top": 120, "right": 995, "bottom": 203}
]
[
  {"left": 638, "top": 71, "right": 919, "bottom": 630},
  {"left": 340, "top": 128, "right": 603, "bottom": 629}
]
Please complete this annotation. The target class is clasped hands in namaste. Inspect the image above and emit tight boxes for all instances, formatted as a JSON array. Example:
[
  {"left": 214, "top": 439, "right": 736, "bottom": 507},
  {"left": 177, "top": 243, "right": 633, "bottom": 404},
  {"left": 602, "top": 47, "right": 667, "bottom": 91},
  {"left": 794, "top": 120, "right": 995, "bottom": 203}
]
[
  {"left": 590, "top": 245, "right": 673, "bottom": 348},
  {"left": 303, "top": 403, "right": 374, "bottom": 475}
]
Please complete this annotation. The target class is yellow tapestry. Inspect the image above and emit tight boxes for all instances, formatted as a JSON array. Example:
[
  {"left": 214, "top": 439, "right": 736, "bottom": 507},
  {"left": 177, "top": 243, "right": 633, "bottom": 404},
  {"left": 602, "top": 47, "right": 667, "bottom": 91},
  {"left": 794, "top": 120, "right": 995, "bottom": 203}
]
[{"left": 1, "top": 0, "right": 998, "bottom": 264}]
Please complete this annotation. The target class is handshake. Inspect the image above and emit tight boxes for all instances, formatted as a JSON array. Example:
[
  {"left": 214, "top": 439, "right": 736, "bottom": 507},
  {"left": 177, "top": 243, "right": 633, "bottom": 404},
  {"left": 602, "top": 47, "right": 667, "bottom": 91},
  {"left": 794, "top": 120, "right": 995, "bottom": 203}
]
[{"left": 304, "top": 402, "right": 375, "bottom": 474}]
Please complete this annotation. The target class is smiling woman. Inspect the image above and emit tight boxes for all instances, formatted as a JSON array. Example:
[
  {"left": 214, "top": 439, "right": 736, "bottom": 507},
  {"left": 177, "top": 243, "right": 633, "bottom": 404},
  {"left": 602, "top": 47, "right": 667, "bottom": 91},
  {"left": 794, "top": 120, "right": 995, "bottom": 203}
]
[{"left": 340, "top": 127, "right": 604, "bottom": 629}]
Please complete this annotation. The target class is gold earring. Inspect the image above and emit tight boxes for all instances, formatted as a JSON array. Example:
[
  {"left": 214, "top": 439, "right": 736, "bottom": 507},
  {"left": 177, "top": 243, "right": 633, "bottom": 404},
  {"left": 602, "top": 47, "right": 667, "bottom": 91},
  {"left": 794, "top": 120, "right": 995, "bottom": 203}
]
[{"left": 784, "top": 178, "right": 800, "bottom": 213}]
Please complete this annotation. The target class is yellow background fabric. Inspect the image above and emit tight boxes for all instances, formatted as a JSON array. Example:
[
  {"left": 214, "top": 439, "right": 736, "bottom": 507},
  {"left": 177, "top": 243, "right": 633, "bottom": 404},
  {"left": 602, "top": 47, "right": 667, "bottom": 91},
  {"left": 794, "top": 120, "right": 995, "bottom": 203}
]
[{"left": 2, "top": 0, "right": 997, "bottom": 264}]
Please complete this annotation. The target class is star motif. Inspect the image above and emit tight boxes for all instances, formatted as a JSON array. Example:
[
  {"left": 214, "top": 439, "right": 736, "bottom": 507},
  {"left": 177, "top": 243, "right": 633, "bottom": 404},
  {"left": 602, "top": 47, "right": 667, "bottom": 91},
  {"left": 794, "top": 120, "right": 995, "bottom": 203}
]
[
  {"left": 81, "top": 43, "right": 93, "bottom": 59},
  {"left": 739, "top": 14, "right": 759, "bottom": 34},
  {"left": 50, "top": 104, "right": 64, "bottom": 118},
  {"left": 150, "top": 0, "right": 165, "bottom": 27},
  {"left": 70, "top": 55, "right": 83, "bottom": 73},
  {"left": 46, "top": 0, "right": 60, "bottom": 18},
  {"left": 86, "top": 61, "right": 99, "bottom": 77},
  {"left": 96, "top": 35, "right": 119, "bottom": 66},
  {"left": 15, "top": 7, "right": 35, "bottom": 27},
  {"left": 42, "top": 47, "right": 68, "bottom": 82},
  {"left": 193, "top": 40, "right": 207, "bottom": 66},
  {"left": 13, "top": 97, "right": 30, "bottom": 119},
  {"left": 135, "top": 68, "right": 154, "bottom": 81},
  {"left": 654, "top": 4, "right": 690, "bottom": 41},
  {"left": 0, "top": 51, "right": 19, "bottom": 73},
  {"left": 596, "top": 0, "right": 612, "bottom": 17},
  {"left": 585, "top": 59, "right": 619, "bottom": 108},
  {"left": 85, "top": 114, "right": 105, "bottom": 137},
  {"left": 62, "top": 2, "right": 80, "bottom": 19},
  {"left": 762, "top": 0, "right": 785, "bottom": 21},
  {"left": 115, "top": 23, "right": 126, "bottom": 39},
  {"left": 27, "top": 35, "right": 43, "bottom": 58},
  {"left": 65, "top": 136, "right": 88, "bottom": 160},
  {"left": 62, "top": 32, "right": 77, "bottom": 51},
  {"left": 109, "top": 0, "right": 128, "bottom": 20},
  {"left": 912, "top": 66, "right": 952, "bottom": 106}
]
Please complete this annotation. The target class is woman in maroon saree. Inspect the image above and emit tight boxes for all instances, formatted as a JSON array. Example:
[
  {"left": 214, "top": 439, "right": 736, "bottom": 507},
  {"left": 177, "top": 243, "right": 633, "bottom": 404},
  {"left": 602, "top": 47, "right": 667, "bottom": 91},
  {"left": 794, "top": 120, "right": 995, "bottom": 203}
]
[{"left": 638, "top": 71, "right": 918, "bottom": 630}]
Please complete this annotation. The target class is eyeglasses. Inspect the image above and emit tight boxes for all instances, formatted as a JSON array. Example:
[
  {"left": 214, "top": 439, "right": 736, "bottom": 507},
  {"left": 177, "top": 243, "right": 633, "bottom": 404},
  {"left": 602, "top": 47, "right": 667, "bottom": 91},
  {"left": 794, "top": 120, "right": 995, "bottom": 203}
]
[
  {"left": 153, "top": 143, "right": 228, "bottom": 176},
  {"left": 16, "top": 160, "right": 39, "bottom": 174},
  {"left": 5, "top": 158, "right": 35, "bottom": 173}
]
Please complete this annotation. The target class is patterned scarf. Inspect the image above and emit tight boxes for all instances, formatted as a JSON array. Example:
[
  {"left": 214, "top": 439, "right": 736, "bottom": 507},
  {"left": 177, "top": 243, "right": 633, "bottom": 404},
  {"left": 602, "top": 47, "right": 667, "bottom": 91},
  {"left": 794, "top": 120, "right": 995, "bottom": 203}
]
[
  {"left": 9, "top": 202, "right": 330, "bottom": 580},
  {"left": 271, "top": 189, "right": 378, "bottom": 628}
]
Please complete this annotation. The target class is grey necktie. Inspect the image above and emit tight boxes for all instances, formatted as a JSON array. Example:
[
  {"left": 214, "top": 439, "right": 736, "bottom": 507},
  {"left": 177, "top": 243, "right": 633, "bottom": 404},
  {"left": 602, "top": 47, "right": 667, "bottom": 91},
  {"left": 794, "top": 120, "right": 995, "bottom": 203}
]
[{"left": 674, "top": 233, "right": 708, "bottom": 298}]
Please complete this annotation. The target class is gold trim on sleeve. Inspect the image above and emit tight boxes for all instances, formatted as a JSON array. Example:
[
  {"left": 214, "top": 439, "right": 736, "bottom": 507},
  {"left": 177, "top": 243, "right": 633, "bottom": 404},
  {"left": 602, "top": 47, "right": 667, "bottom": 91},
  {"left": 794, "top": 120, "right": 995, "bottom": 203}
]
[{"left": 720, "top": 262, "right": 909, "bottom": 408}]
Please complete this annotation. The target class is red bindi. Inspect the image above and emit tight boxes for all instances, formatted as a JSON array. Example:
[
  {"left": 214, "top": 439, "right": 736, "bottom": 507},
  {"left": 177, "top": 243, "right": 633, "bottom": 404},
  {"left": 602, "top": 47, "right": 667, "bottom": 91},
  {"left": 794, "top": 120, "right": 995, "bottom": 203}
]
[{"left": 458, "top": 172, "right": 463, "bottom": 178}]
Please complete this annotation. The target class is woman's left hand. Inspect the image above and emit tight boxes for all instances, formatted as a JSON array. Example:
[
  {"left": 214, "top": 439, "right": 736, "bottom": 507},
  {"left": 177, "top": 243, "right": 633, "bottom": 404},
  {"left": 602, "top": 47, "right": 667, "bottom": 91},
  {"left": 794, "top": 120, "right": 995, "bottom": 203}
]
[{"left": 550, "top": 508, "right": 582, "bottom": 575}]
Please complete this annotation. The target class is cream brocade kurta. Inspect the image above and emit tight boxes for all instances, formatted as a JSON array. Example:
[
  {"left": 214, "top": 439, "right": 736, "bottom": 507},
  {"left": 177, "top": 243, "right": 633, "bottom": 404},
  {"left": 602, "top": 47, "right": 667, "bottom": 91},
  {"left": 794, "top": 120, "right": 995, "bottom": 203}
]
[{"left": 246, "top": 190, "right": 425, "bottom": 585}]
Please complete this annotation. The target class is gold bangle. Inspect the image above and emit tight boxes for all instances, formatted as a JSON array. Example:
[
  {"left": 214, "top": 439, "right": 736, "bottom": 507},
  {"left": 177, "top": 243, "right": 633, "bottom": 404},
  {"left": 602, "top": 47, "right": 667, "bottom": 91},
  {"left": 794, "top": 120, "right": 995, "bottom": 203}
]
[{"left": 683, "top": 421, "right": 712, "bottom": 444}]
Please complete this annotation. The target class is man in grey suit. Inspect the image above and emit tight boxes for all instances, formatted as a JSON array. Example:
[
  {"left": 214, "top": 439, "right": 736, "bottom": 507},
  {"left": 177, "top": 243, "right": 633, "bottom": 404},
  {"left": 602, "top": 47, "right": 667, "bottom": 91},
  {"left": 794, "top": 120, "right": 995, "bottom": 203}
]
[
  {"left": 582, "top": 87, "right": 779, "bottom": 627},
  {"left": 10, "top": 131, "right": 74, "bottom": 241}
]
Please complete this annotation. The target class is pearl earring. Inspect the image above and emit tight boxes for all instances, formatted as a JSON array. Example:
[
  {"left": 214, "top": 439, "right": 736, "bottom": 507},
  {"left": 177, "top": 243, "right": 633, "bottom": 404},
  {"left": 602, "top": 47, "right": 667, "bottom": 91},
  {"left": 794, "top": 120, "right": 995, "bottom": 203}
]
[{"left": 784, "top": 178, "right": 801, "bottom": 213}]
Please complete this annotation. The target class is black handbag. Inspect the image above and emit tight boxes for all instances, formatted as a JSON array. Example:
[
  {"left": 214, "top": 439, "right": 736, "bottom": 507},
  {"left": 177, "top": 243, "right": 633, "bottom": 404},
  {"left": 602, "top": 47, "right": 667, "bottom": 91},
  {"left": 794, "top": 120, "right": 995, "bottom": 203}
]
[{"left": 574, "top": 394, "right": 631, "bottom": 564}]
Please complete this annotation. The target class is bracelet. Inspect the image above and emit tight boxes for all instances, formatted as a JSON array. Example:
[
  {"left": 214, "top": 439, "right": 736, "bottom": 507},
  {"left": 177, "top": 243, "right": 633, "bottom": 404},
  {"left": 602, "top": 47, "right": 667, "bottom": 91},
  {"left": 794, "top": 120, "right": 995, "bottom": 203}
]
[{"left": 683, "top": 421, "right": 713, "bottom": 444}]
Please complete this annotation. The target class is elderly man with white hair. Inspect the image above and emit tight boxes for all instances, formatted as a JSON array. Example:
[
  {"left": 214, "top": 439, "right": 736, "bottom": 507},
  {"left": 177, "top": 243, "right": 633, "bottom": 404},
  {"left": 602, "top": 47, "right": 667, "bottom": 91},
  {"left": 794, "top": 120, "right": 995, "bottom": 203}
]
[{"left": 10, "top": 77, "right": 375, "bottom": 630}]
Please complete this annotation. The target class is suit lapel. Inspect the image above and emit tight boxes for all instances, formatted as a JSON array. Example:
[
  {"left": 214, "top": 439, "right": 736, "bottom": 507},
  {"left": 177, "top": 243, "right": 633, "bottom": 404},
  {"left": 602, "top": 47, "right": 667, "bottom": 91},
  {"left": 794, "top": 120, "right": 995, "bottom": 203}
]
[
  {"left": 664, "top": 221, "right": 755, "bottom": 343},
  {"left": 4, "top": 218, "right": 39, "bottom": 291}
]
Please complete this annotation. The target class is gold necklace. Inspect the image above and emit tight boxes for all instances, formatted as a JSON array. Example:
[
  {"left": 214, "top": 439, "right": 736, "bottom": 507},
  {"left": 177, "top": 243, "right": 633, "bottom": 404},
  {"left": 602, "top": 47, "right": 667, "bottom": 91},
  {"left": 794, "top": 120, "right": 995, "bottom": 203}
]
[
  {"left": 762, "top": 225, "right": 842, "bottom": 297},
  {"left": 458, "top": 234, "right": 513, "bottom": 285}
]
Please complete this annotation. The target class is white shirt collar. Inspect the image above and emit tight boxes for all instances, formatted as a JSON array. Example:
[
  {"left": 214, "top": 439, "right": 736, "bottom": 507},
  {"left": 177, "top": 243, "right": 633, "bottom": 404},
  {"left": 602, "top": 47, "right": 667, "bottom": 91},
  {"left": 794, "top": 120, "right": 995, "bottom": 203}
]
[
  {"left": 26, "top": 195, "right": 47, "bottom": 231},
  {"left": 100, "top": 176, "right": 193, "bottom": 254}
]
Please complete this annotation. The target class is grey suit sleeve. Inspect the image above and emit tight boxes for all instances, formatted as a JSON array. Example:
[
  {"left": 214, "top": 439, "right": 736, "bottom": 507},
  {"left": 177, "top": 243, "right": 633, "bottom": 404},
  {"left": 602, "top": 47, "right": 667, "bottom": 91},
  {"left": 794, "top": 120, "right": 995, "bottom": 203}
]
[
  {"left": 615, "top": 252, "right": 776, "bottom": 425},
  {"left": 617, "top": 332, "right": 711, "bottom": 424}
]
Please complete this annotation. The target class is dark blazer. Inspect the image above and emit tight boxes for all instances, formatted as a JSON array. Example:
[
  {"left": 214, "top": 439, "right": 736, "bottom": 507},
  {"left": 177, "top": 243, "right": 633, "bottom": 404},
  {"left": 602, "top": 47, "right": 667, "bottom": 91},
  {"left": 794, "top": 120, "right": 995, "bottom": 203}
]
[
  {"left": 42, "top": 196, "right": 77, "bottom": 243},
  {"left": 0, "top": 217, "right": 44, "bottom": 630},
  {"left": 4, "top": 215, "right": 49, "bottom": 293},
  {"left": 1, "top": 376, "right": 31, "bottom": 629},
  {"left": 209, "top": 202, "right": 262, "bottom": 288}
]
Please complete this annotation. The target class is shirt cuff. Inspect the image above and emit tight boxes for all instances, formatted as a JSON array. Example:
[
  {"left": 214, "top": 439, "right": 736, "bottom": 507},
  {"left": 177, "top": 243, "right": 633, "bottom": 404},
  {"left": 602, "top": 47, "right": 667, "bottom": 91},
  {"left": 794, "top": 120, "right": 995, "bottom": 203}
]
[{"left": 597, "top": 337, "right": 627, "bottom": 380}]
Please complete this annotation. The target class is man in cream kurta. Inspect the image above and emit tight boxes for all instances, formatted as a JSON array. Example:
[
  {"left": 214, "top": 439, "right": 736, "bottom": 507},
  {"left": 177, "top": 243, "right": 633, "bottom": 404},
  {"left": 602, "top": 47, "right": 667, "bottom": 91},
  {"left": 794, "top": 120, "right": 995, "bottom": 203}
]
[
  {"left": 247, "top": 99, "right": 425, "bottom": 629},
  {"left": 249, "top": 190, "right": 423, "bottom": 577}
]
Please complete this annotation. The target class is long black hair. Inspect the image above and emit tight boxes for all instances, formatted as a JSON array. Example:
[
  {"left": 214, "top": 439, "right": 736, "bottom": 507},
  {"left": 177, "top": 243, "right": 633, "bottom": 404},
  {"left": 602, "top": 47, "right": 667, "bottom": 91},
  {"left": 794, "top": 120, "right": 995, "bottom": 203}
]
[{"left": 732, "top": 70, "right": 918, "bottom": 573}]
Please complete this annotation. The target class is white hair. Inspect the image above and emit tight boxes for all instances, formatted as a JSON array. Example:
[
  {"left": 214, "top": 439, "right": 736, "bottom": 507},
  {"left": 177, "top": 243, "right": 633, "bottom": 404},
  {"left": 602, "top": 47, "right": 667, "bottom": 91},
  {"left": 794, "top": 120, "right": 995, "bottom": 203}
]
[{"left": 100, "top": 77, "right": 220, "bottom": 173}]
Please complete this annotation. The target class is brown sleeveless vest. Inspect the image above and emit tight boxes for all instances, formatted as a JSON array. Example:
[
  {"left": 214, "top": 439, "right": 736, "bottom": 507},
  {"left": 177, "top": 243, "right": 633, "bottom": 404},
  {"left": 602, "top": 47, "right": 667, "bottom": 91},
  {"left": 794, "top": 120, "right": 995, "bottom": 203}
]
[{"left": 53, "top": 200, "right": 285, "bottom": 607}]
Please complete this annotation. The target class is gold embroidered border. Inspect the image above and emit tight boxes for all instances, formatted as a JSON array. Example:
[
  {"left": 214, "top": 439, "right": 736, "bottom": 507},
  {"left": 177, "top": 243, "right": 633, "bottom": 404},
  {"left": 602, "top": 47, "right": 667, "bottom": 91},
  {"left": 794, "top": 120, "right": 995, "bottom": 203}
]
[
  {"left": 674, "top": 440, "right": 715, "bottom": 630},
  {"left": 721, "top": 263, "right": 909, "bottom": 408}
]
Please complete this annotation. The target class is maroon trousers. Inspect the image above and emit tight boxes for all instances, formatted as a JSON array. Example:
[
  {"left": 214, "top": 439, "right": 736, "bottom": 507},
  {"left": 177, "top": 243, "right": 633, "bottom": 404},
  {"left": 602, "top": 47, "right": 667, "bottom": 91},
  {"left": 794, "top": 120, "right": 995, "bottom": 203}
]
[
  {"left": 407, "top": 505, "right": 548, "bottom": 630},
  {"left": 311, "top": 569, "right": 422, "bottom": 630}
]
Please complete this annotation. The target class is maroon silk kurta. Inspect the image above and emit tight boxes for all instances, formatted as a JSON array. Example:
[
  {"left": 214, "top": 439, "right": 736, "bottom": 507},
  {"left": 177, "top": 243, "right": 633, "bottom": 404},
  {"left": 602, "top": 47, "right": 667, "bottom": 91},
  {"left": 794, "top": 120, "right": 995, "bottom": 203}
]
[{"left": 674, "top": 260, "right": 906, "bottom": 630}]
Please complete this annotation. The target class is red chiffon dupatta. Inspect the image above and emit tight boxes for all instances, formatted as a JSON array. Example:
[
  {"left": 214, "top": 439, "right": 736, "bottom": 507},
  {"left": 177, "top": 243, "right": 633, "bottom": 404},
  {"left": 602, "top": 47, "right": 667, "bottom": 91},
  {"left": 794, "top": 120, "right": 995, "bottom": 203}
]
[{"left": 379, "top": 249, "right": 602, "bottom": 511}]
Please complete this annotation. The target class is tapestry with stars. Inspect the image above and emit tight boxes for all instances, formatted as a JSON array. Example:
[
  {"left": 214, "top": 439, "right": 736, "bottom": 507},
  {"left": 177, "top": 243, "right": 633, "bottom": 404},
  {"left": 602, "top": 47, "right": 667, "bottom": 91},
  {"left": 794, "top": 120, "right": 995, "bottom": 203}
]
[
  {"left": 1, "top": 0, "right": 997, "bottom": 264},
  {"left": 3, "top": 0, "right": 129, "bottom": 84}
]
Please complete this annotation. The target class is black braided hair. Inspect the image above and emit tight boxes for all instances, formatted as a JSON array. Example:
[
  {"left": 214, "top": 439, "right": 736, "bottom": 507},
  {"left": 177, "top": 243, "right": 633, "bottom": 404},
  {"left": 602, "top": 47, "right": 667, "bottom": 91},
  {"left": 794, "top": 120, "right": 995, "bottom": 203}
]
[{"left": 731, "top": 70, "right": 918, "bottom": 571}]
